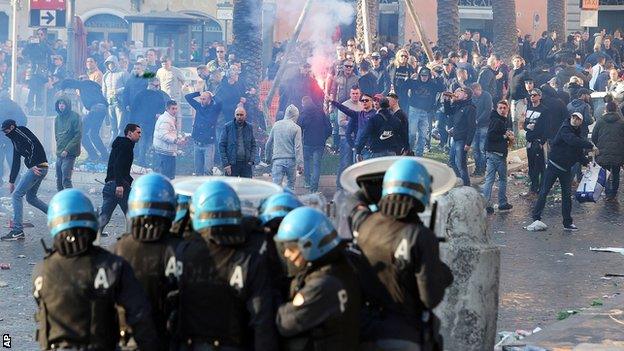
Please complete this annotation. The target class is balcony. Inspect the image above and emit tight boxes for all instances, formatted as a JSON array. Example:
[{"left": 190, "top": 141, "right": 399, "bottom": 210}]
[{"left": 459, "top": 0, "right": 492, "bottom": 6}]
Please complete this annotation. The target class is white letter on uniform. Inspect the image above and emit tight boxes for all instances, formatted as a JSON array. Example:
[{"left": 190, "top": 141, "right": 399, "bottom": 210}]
[
  {"left": 94, "top": 268, "right": 110, "bottom": 289},
  {"left": 337, "top": 289, "right": 348, "bottom": 313},
  {"left": 394, "top": 238, "right": 410, "bottom": 261},
  {"left": 230, "top": 265, "right": 244, "bottom": 289},
  {"left": 33, "top": 276, "right": 43, "bottom": 298}
]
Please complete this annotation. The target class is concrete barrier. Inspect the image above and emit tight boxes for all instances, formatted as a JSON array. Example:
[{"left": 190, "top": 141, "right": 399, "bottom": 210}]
[{"left": 435, "top": 186, "right": 500, "bottom": 351}]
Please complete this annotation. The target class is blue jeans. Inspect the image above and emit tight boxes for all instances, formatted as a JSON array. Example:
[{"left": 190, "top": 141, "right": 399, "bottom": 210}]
[
  {"left": 449, "top": 139, "right": 470, "bottom": 186},
  {"left": 482, "top": 152, "right": 509, "bottom": 207},
  {"left": 471, "top": 127, "right": 488, "bottom": 174},
  {"left": 0, "top": 137, "right": 14, "bottom": 183},
  {"left": 604, "top": 165, "right": 621, "bottom": 198},
  {"left": 303, "top": 145, "right": 324, "bottom": 192},
  {"left": 157, "top": 153, "right": 176, "bottom": 179},
  {"left": 193, "top": 142, "right": 216, "bottom": 175},
  {"left": 436, "top": 109, "right": 449, "bottom": 147},
  {"left": 82, "top": 103, "right": 108, "bottom": 161},
  {"left": 272, "top": 158, "right": 296, "bottom": 190},
  {"left": 409, "top": 107, "right": 430, "bottom": 156},
  {"left": 12, "top": 167, "right": 48, "bottom": 231},
  {"left": 337, "top": 137, "right": 353, "bottom": 188},
  {"left": 55, "top": 156, "right": 76, "bottom": 191},
  {"left": 98, "top": 181, "right": 130, "bottom": 232}
]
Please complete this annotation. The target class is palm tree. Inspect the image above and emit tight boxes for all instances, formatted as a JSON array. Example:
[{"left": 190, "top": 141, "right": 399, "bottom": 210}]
[
  {"left": 437, "top": 0, "right": 460, "bottom": 54},
  {"left": 492, "top": 0, "right": 518, "bottom": 62},
  {"left": 547, "top": 0, "right": 566, "bottom": 44},
  {"left": 231, "top": 0, "right": 263, "bottom": 121},
  {"left": 356, "top": 0, "right": 379, "bottom": 48}
]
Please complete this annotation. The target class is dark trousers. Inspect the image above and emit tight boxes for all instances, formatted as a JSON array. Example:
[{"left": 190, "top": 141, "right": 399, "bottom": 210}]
[
  {"left": 436, "top": 110, "right": 449, "bottom": 146},
  {"left": 82, "top": 103, "right": 109, "bottom": 161},
  {"left": 157, "top": 153, "right": 176, "bottom": 179},
  {"left": 98, "top": 181, "right": 130, "bottom": 233},
  {"left": 231, "top": 161, "right": 252, "bottom": 178},
  {"left": 532, "top": 163, "right": 573, "bottom": 226},
  {"left": 527, "top": 142, "right": 545, "bottom": 193},
  {"left": 136, "top": 126, "right": 154, "bottom": 166},
  {"left": 604, "top": 165, "right": 621, "bottom": 198}
]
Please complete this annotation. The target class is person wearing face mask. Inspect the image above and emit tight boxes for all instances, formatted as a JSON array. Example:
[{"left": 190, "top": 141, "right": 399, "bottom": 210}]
[{"left": 527, "top": 112, "right": 594, "bottom": 232}]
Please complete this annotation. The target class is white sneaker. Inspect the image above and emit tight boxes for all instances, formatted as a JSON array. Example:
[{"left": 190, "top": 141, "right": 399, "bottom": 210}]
[{"left": 526, "top": 220, "right": 548, "bottom": 231}]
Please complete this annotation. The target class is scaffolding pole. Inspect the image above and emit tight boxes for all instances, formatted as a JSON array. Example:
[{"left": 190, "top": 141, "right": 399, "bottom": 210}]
[{"left": 403, "top": 0, "right": 434, "bottom": 62}]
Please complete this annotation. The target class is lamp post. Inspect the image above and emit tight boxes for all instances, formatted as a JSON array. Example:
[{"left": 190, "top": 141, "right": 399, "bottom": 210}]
[
  {"left": 10, "top": 0, "right": 20, "bottom": 100},
  {"left": 66, "top": 0, "right": 75, "bottom": 77}
]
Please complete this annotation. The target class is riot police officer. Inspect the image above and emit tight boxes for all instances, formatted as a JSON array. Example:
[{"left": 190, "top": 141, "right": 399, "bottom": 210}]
[
  {"left": 258, "top": 192, "right": 303, "bottom": 303},
  {"left": 113, "top": 173, "right": 180, "bottom": 348},
  {"left": 350, "top": 158, "right": 453, "bottom": 351},
  {"left": 275, "top": 207, "right": 361, "bottom": 350},
  {"left": 170, "top": 193, "right": 192, "bottom": 239},
  {"left": 174, "top": 180, "right": 278, "bottom": 350},
  {"left": 33, "top": 189, "right": 161, "bottom": 350}
]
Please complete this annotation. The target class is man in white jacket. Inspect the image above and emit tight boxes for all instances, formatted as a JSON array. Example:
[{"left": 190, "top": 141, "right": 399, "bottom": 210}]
[
  {"left": 153, "top": 100, "right": 186, "bottom": 179},
  {"left": 265, "top": 104, "right": 303, "bottom": 190}
]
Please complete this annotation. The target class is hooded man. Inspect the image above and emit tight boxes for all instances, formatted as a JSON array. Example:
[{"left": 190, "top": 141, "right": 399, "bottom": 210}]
[
  {"left": 408, "top": 67, "right": 445, "bottom": 156},
  {"left": 54, "top": 97, "right": 81, "bottom": 191},
  {"left": 265, "top": 104, "right": 303, "bottom": 190},
  {"left": 102, "top": 55, "right": 129, "bottom": 138}
]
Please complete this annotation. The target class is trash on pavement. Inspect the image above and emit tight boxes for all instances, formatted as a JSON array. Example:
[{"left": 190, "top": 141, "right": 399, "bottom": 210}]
[
  {"left": 17, "top": 254, "right": 25, "bottom": 258},
  {"left": 590, "top": 247, "right": 624, "bottom": 255},
  {"left": 564, "top": 252, "right": 574, "bottom": 256},
  {"left": 495, "top": 327, "right": 543, "bottom": 350},
  {"left": 591, "top": 299, "right": 603, "bottom": 306},
  {"left": 0, "top": 281, "right": 7, "bottom": 288},
  {"left": 604, "top": 273, "right": 624, "bottom": 277},
  {"left": 557, "top": 310, "right": 579, "bottom": 320},
  {"left": 509, "top": 155, "right": 523, "bottom": 164},
  {"left": 0, "top": 263, "right": 10, "bottom": 270}
]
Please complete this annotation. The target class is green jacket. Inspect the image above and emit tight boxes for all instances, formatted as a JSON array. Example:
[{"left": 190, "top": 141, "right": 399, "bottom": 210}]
[{"left": 54, "top": 97, "right": 82, "bottom": 157}]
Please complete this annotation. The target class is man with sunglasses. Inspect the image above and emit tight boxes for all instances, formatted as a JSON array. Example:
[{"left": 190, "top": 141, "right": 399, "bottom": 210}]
[
  {"left": 330, "top": 92, "right": 377, "bottom": 160},
  {"left": 1, "top": 119, "right": 48, "bottom": 241},
  {"left": 524, "top": 89, "right": 549, "bottom": 196}
]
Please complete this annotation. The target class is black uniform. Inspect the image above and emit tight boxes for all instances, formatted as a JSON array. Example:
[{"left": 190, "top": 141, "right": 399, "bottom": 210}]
[
  {"left": 113, "top": 232, "right": 181, "bottom": 345},
  {"left": 174, "top": 222, "right": 278, "bottom": 350},
  {"left": 276, "top": 249, "right": 361, "bottom": 351},
  {"left": 350, "top": 208, "right": 453, "bottom": 347},
  {"left": 32, "top": 246, "right": 161, "bottom": 350}
]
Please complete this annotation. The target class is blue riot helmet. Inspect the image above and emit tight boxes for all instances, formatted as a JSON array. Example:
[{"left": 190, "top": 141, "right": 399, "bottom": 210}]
[
  {"left": 380, "top": 158, "right": 432, "bottom": 216},
  {"left": 192, "top": 180, "right": 242, "bottom": 231},
  {"left": 275, "top": 207, "right": 340, "bottom": 262},
  {"left": 127, "top": 173, "right": 177, "bottom": 220},
  {"left": 48, "top": 189, "right": 99, "bottom": 237},
  {"left": 48, "top": 189, "right": 98, "bottom": 256},
  {"left": 259, "top": 192, "right": 303, "bottom": 226},
  {"left": 174, "top": 194, "right": 191, "bottom": 223}
]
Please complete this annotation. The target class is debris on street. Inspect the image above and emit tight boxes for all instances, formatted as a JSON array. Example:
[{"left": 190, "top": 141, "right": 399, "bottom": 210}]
[
  {"left": 589, "top": 247, "right": 624, "bottom": 255},
  {"left": 556, "top": 310, "right": 579, "bottom": 320}
]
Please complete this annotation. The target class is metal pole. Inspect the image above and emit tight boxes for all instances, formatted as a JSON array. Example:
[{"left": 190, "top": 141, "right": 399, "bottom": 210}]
[
  {"left": 361, "top": 0, "right": 371, "bottom": 54},
  {"left": 224, "top": 19, "right": 228, "bottom": 49},
  {"left": 263, "top": 0, "right": 314, "bottom": 126},
  {"left": 10, "top": 0, "right": 19, "bottom": 100},
  {"left": 402, "top": 0, "right": 434, "bottom": 62},
  {"left": 66, "top": 0, "right": 75, "bottom": 77}
]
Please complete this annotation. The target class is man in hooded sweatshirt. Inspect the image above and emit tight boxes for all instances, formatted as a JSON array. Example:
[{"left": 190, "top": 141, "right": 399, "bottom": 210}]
[
  {"left": 265, "top": 104, "right": 303, "bottom": 191},
  {"left": 591, "top": 102, "right": 624, "bottom": 201},
  {"left": 54, "top": 97, "right": 81, "bottom": 191},
  {"left": 408, "top": 67, "right": 445, "bottom": 156},
  {"left": 102, "top": 55, "right": 129, "bottom": 139}
]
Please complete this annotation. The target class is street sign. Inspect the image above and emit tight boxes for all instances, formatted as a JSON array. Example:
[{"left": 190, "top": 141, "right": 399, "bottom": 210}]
[
  {"left": 216, "top": 8, "right": 233, "bottom": 21},
  {"left": 580, "top": 10, "right": 598, "bottom": 28},
  {"left": 580, "top": 0, "right": 599, "bottom": 11},
  {"left": 30, "top": 0, "right": 66, "bottom": 11},
  {"left": 29, "top": 9, "right": 66, "bottom": 27}
]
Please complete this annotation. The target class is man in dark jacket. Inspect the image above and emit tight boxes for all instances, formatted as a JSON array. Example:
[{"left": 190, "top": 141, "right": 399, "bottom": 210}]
[
  {"left": 219, "top": 106, "right": 257, "bottom": 178},
  {"left": 185, "top": 91, "right": 222, "bottom": 175},
  {"left": 332, "top": 94, "right": 377, "bottom": 157},
  {"left": 477, "top": 56, "right": 501, "bottom": 104},
  {"left": 508, "top": 56, "right": 530, "bottom": 135},
  {"left": 122, "top": 60, "right": 149, "bottom": 126},
  {"left": 131, "top": 78, "right": 169, "bottom": 166},
  {"left": 388, "top": 92, "right": 410, "bottom": 152},
  {"left": 358, "top": 60, "right": 380, "bottom": 96},
  {"left": 98, "top": 123, "right": 141, "bottom": 236},
  {"left": 355, "top": 98, "right": 405, "bottom": 159},
  {"left": 1, "top": 119, "right": 48, "bottom": 241},
  {"left": 408, "top": 67, "right": 445, "bottom": 156},
  {"left": 298, "top": 96, "right": 331, "bottom": 192},
  {"left": 540, "top": 84, "right": 569, "bottom": 142},
  {"left": 591, "top": 102, "right": 624, "bottom": 200},
  {"left": 444, "top": 87, "right": 477, "bottom": 186},
  {"left": 60, "top": 78, "right": 109, "bottom": 162},
  {"left": 54, "top": 97, "right": 81, "bottom": 191},
  {"left": 524, "top": 89, "right": 549, "bottom": 194},
  {"left": 0, "top": 94, "right": 28, "bottom": 184},
  {"left": 528, "top": 112, "right": 594, "bottom": 231},
  {"left": 483, "top": 101, "right": 514, "bottom": 214}
]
